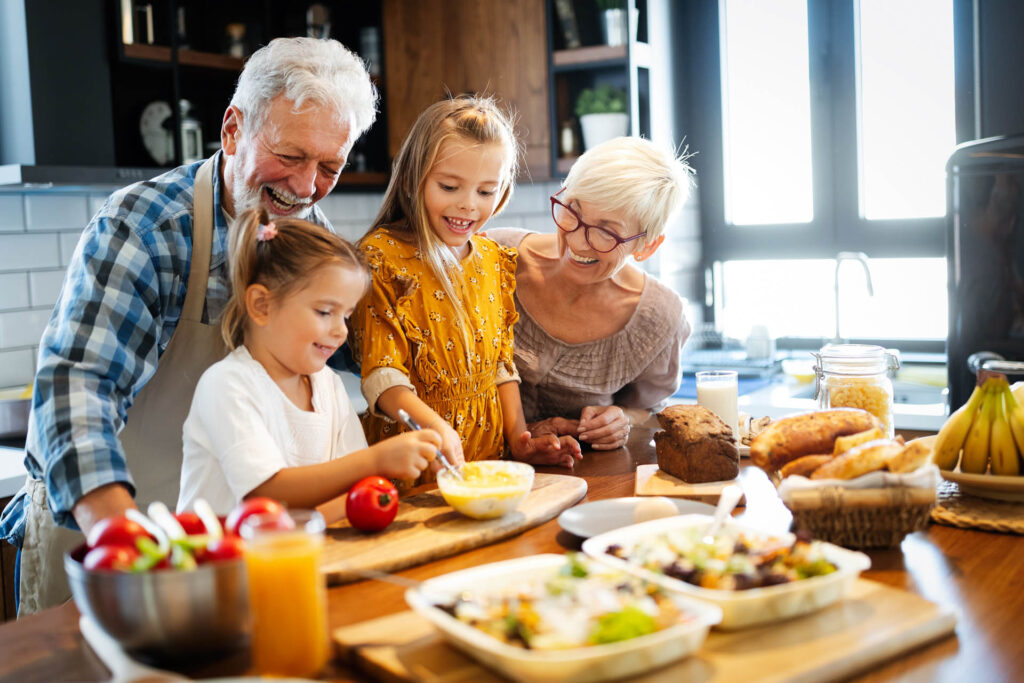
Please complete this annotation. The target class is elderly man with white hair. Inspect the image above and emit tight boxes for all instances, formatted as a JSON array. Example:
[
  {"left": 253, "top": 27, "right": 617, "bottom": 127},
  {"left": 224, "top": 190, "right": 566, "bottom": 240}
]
[{"left": 1, "top": 37, "right": 377, "bottom": 614}]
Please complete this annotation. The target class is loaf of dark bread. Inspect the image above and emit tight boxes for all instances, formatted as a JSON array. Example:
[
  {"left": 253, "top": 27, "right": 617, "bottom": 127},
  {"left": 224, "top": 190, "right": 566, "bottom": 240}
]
[{"left": 655, "top": 405, "right": 739, "bottom": 483}]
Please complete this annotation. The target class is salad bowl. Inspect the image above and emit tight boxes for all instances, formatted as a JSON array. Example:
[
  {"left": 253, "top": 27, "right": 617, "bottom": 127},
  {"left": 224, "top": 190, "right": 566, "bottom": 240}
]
[{"left": 582, "top": 514, "right": 871, "bottom": 629}]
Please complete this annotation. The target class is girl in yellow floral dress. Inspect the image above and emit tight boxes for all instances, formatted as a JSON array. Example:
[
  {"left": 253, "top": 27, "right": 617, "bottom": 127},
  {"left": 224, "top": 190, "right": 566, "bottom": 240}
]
[{"left": 351, "top": 96, "right": 581, "bottom": 485}]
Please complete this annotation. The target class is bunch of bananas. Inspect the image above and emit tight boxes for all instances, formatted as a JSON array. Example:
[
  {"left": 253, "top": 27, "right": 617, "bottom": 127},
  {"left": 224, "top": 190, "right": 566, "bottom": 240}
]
[{"left": 932, "top": 375, "right": 1024, "bottom": 475}]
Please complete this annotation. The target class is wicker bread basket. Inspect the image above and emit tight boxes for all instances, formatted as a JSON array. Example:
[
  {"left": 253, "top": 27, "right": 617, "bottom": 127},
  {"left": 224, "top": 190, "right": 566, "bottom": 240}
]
[{"left": 781, "top": 486, "right": 936, "bottom": 549}]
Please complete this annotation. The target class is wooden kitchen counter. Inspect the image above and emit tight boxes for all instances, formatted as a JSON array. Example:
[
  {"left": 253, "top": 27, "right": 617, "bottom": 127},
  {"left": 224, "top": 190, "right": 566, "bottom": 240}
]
[{"left": 0, "top": 426, "right": 1020, "bottom": 682}]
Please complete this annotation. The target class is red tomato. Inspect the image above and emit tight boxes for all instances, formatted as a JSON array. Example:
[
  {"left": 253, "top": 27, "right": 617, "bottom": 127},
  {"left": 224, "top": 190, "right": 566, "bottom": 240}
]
[
  {"left": 202, "top": 535, "right": 246, "bottom": 563},
  {"left": 86, "top": 516, "right": 154, "bottom": 550},
  {"left": 174, "top": 511, "right": 206, "bottom": 536},
  {"left": 225, "top": 497, "right": 287, "bottom": 536},
  {"left": 83, "top": 545, "right": 140, "bottom": 572},
  {"left": 346, "top": 476, "right": 399, "bottom": 532}
]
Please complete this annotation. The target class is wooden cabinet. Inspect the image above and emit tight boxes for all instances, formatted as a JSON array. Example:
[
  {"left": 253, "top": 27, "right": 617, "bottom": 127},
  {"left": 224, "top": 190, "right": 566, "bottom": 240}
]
[
  {"left": 546, "top": 0, "right": 678, "bottom": 176},
  {"left": 381, "top": 0, "right": 551, "bottom": 180}
]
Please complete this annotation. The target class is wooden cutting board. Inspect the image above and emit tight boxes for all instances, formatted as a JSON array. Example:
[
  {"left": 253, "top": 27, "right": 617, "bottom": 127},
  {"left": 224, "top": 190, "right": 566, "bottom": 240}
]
[
  {"left": 333, "top": 578, "right": 956, "bottom": 683},
  {"left": 321, "top": 473, "right": 587, "bottom": 584},
  {"left": 635, "top": 463, "right": 745, "bottom": 504}
]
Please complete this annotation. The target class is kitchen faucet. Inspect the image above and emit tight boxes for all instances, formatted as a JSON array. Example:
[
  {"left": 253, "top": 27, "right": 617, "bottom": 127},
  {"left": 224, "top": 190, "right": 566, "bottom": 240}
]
[{"left": 833, "top": 251, "right": 874, "bottom": 343}]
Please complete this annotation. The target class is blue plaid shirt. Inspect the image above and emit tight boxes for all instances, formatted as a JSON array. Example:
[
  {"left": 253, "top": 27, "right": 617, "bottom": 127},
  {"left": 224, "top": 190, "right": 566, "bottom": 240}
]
[{"left": 0, "top": 153, "right": 329, "bottom": 546}]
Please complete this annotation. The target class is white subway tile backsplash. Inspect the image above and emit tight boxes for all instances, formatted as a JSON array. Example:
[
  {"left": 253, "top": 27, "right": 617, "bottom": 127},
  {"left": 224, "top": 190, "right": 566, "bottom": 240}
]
[
  {"left": 0, "top": 234, "right": 60, "bottom": 271},
  {"left": 0, "top": 309, "right": 51, "bottom": 349},
  {"left": 60, "top": 232, "right": 83, "bottom": 267},
  {"left": 89, "top": 193, "right": 113, "bottom": 218},
  {"left": 0, "top": 273, "right": 29, "bottom": 310},
  {"left": 0, "top": 196, "right": 25, "bottom": 232},
  {"left": 0, "top": 347, "right": 35, "bottom": 388},
  {"left": 29, "top": 270, "right": 66, "bottom": 308},
  {"left": 24, "top": 194, "right": 90, "bottom": 231}
]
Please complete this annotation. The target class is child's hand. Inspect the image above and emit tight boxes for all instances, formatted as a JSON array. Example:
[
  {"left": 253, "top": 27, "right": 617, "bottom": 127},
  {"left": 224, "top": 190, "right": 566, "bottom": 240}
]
[
  {"left": 578, "top": 405, "right": 630, "bottom": 450},
  {"left": 528, "top": 416, "right": 580, "bottom": 438},
  {"left": 428, "top": 420, "right": 465, "bottom": 472},
  {"left": 510, "top": 431, "right": 582, "bottom": 468},
  {"left": 373, "top": 430, "right": 443, "bottom": 480}
]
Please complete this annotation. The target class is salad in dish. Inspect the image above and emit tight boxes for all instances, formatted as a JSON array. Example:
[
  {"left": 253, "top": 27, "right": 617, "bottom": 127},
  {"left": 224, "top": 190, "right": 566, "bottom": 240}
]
[
  {"left": 605, "top": 527, "right": 837, "bottom": 591},
  {"left": 435, "top": 554, "right": 695, "bottom": 650}
]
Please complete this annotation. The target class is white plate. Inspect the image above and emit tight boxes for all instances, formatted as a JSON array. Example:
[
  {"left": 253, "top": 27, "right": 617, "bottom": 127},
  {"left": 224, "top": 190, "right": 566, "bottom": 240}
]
[
  {"left": 582, "top": 514, "right": 871, "bottom": 630},
  {"left": 939, "top": 468, "right": 1024, "bottom": 502},
  {"left": 557, "top": 497, "right": 715, "bottom": 538},
  {"left": 405, "top": 554, "right": 721, "bottom": 683}
]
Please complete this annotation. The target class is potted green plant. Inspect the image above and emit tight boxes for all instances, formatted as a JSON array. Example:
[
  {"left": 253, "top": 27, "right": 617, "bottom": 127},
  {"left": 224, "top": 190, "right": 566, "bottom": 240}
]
[
  {"left": 575, "top": 84, "right": 629, "bottom": 151},
  {"left": 596, "top": 0, "right": 627, "bottom": 46}
]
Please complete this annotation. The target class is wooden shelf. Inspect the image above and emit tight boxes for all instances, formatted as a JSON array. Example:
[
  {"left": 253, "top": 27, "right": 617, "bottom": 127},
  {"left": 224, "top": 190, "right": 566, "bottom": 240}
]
[
  {"left": 123, "top": 43, "right": 171, "bottom": 63},
  {"left": 121, "top": 44, "right": 244, "bottom": 72},
  {"left": 552, "top": 44, "right": 627, "bottom": 68},
  {"left": 556, "top": 156, "right": 577, "bottom": 174},
  {"left": 178, "top": 49, "right": 245, "bottom": 71}
]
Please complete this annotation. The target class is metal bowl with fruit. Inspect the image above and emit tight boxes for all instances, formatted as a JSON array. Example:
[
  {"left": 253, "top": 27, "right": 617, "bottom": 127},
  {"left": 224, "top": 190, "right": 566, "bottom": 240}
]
[
  {"left": 63, "top": 498, "right": 284, "bottom": 663},
  {"left": 437, "top": 461, "right": 534, "bottom": 520}
]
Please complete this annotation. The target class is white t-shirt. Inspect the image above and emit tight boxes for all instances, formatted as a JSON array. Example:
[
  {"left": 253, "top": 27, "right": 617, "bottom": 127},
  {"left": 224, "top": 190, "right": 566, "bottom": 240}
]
[{"left": 178, "top": 345, "right": 368, "bottom": 515}]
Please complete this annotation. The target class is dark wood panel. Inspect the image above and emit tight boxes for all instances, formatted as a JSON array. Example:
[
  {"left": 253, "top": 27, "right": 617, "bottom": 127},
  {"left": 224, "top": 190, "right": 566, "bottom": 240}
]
[{"left": 382, "top": 0, "right": 550, "bottom": 179}]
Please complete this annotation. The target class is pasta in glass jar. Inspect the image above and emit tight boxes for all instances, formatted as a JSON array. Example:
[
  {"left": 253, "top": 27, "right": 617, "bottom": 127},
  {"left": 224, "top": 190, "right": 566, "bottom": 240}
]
[{"left": 812, "top": 344, "right": 900, "bottom": 437}]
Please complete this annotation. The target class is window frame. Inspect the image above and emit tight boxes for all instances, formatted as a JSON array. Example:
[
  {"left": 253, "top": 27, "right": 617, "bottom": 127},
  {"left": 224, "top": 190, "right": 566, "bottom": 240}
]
[{"left": 688, "top": 0, "right": 963, "bottom": 351}]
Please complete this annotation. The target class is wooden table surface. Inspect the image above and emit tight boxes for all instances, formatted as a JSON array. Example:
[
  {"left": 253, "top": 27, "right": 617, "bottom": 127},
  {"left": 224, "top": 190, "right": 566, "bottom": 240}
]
[{"left": 0, "top": 426, "right": 1021, "bottom": 682}]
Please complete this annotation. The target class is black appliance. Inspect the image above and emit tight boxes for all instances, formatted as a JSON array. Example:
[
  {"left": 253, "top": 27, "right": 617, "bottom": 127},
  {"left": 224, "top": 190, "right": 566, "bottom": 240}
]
[{"left": 946, "top": 134, "right": 1024, "bottom": 408}]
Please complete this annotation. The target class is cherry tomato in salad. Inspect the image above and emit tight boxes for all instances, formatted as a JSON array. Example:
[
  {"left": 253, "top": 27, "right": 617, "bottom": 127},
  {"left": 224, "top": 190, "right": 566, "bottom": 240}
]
[
  {"left": 86, "top": 516, "right": 154, "bottom": 550},
  {"left": 83, "top": 545, "right": 141, "bottom": 571},
  {"left": 225, "top": 497, "right": 287, "bottom": 536},
  {"left": 346, "top": 476, "right": 399, "bottom": 532}
]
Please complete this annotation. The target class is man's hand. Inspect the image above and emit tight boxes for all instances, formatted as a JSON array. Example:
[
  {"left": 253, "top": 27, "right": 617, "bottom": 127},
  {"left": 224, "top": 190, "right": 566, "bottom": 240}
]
[
  {"left": 578, "top": 405, "right": 631, "bottom": 450},
  {"left": 71, "top": 483, "right": 137, "bottom": 538},
  {"left": 509, "top": 431, "right": 582, "bottom": 468}
]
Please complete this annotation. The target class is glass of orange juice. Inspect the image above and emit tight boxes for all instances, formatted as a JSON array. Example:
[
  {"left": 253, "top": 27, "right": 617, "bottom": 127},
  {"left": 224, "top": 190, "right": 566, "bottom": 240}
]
[{"left": 240, "top": 509, "right": 328, "bottom": 678}]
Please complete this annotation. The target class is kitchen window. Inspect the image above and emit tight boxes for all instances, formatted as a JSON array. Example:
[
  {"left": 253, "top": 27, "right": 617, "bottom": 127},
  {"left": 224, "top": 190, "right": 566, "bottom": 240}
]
[{"left": 692, "top": 0, "right": 955, "bottom": 349}]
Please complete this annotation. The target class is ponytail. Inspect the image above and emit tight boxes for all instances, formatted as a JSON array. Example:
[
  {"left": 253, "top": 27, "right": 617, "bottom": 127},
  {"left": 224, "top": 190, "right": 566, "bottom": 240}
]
[{"left": 221, "top": 207, "right": 368, "bottom": 349}]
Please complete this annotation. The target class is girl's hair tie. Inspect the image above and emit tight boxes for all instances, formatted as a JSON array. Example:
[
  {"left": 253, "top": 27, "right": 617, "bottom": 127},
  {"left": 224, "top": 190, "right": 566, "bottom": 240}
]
[{"left": 257, "top": 221, "right": 278, "bottom": 242}]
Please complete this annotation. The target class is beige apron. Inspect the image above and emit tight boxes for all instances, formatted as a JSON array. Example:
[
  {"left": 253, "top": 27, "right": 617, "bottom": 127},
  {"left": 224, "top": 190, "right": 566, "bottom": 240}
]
[{"left": 18, "top": 158, "right": 228, "bottom": 615}]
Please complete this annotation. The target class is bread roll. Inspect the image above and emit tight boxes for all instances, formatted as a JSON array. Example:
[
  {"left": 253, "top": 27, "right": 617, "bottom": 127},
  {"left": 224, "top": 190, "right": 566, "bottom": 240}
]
[
  {"left": 811, "top": 438, "right": 904, "bottom": 480},
  {"left": 779, "top": 454, "right": 834, "bottom": 478},
  {"left": 886, "top": 439, "right": 932, "bottom": 474},
  {"left": 833, "top": 427, "right": 886, "bottom": 455},
  {"left": 749, "top": 408, "right": 883, "bottom": 472}
]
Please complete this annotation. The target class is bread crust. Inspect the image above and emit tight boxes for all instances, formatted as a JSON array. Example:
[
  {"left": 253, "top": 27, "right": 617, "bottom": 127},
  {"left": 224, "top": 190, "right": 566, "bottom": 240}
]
[
  {"left": 810, "top": 438, "right": 904, "bottom": 480},
  {"left": 886, "top": 438, "right": 932, "bottom": 474},
  {"left": 779, "top": 454, "right": 834, "bottom": 478},
  {"left": 749, "top": 408, "right": 883, "bottom": 472}
]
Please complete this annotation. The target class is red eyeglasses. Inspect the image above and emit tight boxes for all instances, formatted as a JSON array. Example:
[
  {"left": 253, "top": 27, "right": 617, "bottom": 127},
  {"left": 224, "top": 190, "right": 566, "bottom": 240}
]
[{"left": 549, "top": 189, "right": 646, "bottom": 253}]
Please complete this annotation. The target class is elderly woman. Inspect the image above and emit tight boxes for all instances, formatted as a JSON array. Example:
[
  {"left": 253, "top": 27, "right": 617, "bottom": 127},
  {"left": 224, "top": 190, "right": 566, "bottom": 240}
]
[{"left": 487, "top": 136, "right": 693, "bottom": 450}]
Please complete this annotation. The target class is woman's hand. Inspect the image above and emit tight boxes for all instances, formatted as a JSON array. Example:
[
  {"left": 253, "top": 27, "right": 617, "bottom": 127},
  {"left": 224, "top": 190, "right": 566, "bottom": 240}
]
[
  {"left": 578, "top": 405, "right": 631, "bottom": 450},
  {"left": 428, "top": 419, "right": 465, "bottom": 472},
  {"left": 528, "top": 416, "right": 580, "bottom": 438},
  {"left": 372, "top": 430, "right": 442, "bottom": 480},
  {"left": 509, "top": 431, "right": 582, "bottom": 468}
]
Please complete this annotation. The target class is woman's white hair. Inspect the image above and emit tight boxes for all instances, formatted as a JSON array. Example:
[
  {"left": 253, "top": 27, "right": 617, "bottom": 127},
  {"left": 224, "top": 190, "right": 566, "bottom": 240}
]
[
  {"left": 230, "top": 37, "right": 378, "bottom": 138},
  {"left": 563, "top": 137, "right": 694, "bottom": 246}
]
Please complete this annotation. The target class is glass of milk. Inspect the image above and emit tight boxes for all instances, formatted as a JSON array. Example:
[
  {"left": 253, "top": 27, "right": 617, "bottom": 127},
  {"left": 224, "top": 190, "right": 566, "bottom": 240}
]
[{"left": 695, "top": 370, "right": 739, "bottom": 441}]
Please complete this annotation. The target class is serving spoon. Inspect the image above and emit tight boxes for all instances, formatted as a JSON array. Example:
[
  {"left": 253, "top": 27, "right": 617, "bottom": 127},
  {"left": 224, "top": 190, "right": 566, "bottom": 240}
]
[
  {"left": 703, "top": 483, "right": 744, "bottom": 544},
  {"left": 397, "top": 409, "right": 464, "bottom": 480}
]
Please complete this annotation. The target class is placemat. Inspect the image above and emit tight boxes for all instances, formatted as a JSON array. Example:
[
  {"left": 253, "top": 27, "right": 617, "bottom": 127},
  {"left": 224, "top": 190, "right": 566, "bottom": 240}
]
[{"left": 930, "top": 480, "right": 1024, "bottom": 534}]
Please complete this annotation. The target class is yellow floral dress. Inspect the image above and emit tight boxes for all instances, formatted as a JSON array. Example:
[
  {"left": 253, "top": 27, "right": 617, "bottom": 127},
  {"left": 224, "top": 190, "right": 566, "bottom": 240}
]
[{"left": 351, "top": 227, "right": 520, "bottom": 485}]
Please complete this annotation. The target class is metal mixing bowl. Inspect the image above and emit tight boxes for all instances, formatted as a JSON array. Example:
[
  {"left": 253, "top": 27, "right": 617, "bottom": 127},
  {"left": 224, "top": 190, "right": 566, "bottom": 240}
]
[{"left": 64, "top": 544, "right": 251, "bottom": 663}]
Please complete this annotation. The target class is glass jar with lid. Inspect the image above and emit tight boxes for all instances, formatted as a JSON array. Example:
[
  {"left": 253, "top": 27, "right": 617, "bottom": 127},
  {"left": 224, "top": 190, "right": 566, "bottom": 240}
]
[{"left": 811, "top": 344, "right": 900, "bottom": 437}]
